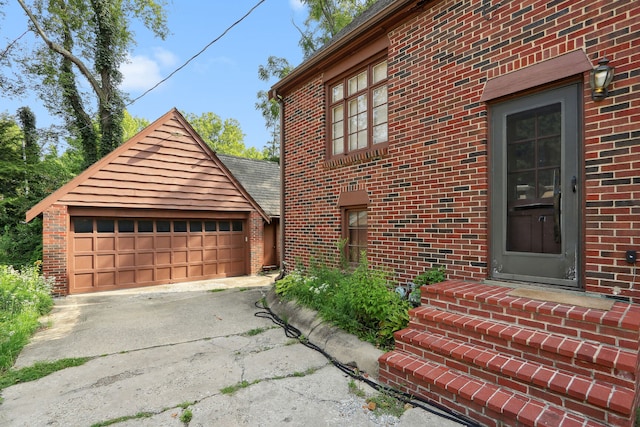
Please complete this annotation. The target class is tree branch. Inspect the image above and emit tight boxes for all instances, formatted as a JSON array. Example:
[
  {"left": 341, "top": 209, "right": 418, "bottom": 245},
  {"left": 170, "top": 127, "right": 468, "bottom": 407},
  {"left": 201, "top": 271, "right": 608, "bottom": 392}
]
[{"left": 16, "top": 0, "right": 105, "bottom": 100}]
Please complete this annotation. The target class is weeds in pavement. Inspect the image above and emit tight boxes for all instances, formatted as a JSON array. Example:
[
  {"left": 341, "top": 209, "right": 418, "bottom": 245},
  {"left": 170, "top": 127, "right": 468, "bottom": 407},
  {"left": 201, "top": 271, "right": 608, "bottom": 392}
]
[
  {"left": 90, "top": 412, "right": 155, "bottom": 427},
  {"left": 179, "top": 408, "right": 193, "bottom": 423},
  {"left": 0, "top": 357, "right": 91, "bottom": 391}
]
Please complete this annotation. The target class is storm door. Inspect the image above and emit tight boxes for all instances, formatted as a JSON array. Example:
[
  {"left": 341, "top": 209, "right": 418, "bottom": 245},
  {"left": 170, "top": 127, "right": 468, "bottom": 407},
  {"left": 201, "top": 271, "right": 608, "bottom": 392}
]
[{"left": 490, "top": 85, "right": 580, "bottom": 288}]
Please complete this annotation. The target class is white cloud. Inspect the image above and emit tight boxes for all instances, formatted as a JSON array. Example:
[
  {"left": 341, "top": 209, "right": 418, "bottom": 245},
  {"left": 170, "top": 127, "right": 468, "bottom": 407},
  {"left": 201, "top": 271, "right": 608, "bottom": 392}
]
[
  {"left": 120, "top": 54, "right": 163, "bottom": 91},
  {"left": 120, "top": 48, "right": 179, "bottom": 92},
  {"left": 152, "top": 47, "right": 178, "bottom": 68},
  {"left": 289, "top": 0, "right": 304, "bottom": 11}
]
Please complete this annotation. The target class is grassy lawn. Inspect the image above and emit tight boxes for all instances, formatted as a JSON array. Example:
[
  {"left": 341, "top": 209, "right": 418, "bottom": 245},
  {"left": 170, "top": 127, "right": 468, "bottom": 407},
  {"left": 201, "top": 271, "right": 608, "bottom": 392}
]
[{"left": 0, "top": 264, "right": 93, "bottom": 394}]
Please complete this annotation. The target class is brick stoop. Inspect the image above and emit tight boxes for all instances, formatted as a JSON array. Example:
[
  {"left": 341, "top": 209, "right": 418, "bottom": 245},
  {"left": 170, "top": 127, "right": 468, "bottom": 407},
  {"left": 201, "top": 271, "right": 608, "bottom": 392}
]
[{"left": 378, "top": 280, "right": 640, "bottom": 427}]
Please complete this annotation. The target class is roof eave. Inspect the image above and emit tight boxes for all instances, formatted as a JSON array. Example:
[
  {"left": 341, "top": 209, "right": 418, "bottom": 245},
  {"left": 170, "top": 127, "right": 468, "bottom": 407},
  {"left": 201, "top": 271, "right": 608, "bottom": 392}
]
[{"left": 270, "top": 0, "right": 421, "bottom": 97}]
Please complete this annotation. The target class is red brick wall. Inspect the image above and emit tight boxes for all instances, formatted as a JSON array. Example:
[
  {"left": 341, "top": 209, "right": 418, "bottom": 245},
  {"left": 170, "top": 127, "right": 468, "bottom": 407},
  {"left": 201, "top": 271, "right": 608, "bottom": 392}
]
[
  {"left": 281, "top": 0, "right": 640, "bottom": 300},
  {"left": 42, "top": 204, "right": 69, "bottom": 296},
  {"left": 249, "top": 211, "right": 265, "bottom": 274}
]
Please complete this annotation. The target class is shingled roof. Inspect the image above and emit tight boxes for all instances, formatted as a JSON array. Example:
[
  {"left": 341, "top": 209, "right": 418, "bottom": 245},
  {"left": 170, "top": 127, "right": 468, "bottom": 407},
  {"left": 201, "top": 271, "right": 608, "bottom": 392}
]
[{"left": 217, "top": 154, "right": 280, "bottom": 219}]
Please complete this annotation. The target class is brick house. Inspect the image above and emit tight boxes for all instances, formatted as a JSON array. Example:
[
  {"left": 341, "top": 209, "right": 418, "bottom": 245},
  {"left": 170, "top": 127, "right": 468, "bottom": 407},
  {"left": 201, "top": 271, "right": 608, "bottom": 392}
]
[
  {"left": 26, "top": 108, "right": 280, "bottom": 295},
  {"left": 271, "top": 0, "right": 639, "bottom": 425}
]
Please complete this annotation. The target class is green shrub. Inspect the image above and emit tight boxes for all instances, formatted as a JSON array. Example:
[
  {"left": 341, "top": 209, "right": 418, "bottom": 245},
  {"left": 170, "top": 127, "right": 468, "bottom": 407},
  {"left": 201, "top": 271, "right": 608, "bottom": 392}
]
[
  {"left": 274, "top": 255, "right": 410, "bottom": 348},
  {"left": 0, "top": 264, "right": 53, "bottom": 372},
  {"left": 409, "top": 266, "right": 446, "bottom": 304}
]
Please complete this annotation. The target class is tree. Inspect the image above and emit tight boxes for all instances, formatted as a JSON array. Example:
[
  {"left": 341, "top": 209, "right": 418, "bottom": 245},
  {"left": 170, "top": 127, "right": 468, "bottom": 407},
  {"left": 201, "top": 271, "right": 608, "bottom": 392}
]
[
  {"left": 183, "top": 111, "right": 263, "bottom": 159},
  {"left": 297, "top": 0, "right": 377, "bottom": 58},
  {"left": 0, "top": 111, "right": 75, "bottom": 267},
  {"left": 122, "top": 110, "right": 150, "bottom": 142},
  {"left": 256, "top": 56, "right": 292, "bottom": 162},
  {"left": 255, "top": 2, "right": 373, "bottom": 159},
  {"left": 14, "top": 0, "right": 169, "bottom": 168}
]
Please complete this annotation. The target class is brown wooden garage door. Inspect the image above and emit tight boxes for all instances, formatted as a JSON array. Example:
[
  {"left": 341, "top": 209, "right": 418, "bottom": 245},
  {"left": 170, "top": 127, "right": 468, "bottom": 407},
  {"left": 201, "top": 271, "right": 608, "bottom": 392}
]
[{"left": 70, "top": 217, "right": 246, "bottom": 293}]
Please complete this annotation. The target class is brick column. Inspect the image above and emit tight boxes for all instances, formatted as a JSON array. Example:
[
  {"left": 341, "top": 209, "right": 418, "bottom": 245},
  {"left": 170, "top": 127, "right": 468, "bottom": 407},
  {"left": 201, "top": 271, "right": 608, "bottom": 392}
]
[
  {"left": 42, "top": 204, "right": 69, "bottom": 296},
  {"left": 248, "top": 211, "right": 264, "bottom": 274}
]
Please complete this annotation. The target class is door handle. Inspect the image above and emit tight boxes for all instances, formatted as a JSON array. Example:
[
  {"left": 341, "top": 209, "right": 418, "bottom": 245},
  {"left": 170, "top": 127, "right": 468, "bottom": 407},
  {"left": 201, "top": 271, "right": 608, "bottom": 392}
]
[
  {"left": 553, "top": 170, "right": 561, "bottom": 244},
  {"left": 571, "top": 175, "right": 577, "bottom": 193}
]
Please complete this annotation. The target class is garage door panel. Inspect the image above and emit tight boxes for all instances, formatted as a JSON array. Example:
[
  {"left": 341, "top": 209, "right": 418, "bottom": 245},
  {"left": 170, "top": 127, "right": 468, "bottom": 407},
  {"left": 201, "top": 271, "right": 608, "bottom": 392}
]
[
  {"left": 97, "top": 271, "right": 116, "bottom": 287},
  {"left": 71, "top": 217, "right": 246, "bottom": 293},
  {"left": 204, "top": 263, "right": 218, "bottom": 275},
  {"left": 97, "top": 237, "right": 115, "bottom": 251},
  {"left": 189, "top": 235, "right": 203, "bottom": 247},
  {"left": 74, "top": 237, "right": 94, "bottom": 252},
  {"left": 97, "top": 254, "right": 116, "bottom": 269},
  {"left": 137, "top": 252, "right": 154, "bottom": 266},
  {"left": 74, "top": 255, "right": 94, "bottom": 271},
  {"left": 204, "top": 235, "right": 218, "bottom": 247},
  {"left": 174, "top": 251, "right": 187, "bottom": 263},
  {"left": 118, "top": 253, "right": 135, "bottom": 267},
  {"left": 156, "top": 251, "right": 171, "bottom": 266},
  {"left": 172, "top": 236, "right": 187, "bottom": 248},
  {"left": 118, "top": 236, "right": 135, "bottom": 250},
  {"left": 189, "top": 265, "right": 203, "bottom": 277},
  {"left": 156, "top": 267, "right": 171, "bottom": 281},
  {"left": 189, "top": 250, "right": 203, "bottom": 262},
  {"left": 173, "top": 266, "right": 187, "bottom": 279},
  {"left": 157, "top": 236, "right": 171, "bottom": 248},
  {"left": 137, "top": 236, "right": 154, "bottom": 249},
  {"left": 118, "top": 270, "right": 135, "bottom": 284},
  {"left": 137, "top": 268, "right": 154, "bottom": 283},
  {"left": 74, "top": 273, "right": 94, "bottom": 289}
]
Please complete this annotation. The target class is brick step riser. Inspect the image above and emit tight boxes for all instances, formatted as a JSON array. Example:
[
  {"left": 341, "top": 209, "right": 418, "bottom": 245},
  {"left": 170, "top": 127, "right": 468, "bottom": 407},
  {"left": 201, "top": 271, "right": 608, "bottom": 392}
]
[
  {"left": 419, "top": 296, "right": 639, "bottom": 351},
  {"left": 378, "top": 352, "right": 622, "bottom": 427},
  {"left": 405, "top": 318, "right": 636, "bottom": 388},
  {"left": 393, "top": 334, "right": 635, "bottom": 418}
]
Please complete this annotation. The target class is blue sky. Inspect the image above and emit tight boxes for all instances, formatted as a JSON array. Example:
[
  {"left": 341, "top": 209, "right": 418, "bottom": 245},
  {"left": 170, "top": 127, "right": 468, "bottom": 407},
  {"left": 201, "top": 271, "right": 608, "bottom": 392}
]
[{"left": 0, "top": 1, "right": 306, "bottom": 151}]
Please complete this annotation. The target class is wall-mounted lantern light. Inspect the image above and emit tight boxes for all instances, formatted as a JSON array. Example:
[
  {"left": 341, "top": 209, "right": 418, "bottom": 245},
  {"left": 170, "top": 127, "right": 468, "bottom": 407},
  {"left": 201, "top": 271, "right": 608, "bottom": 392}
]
[{"left": 590, "top": 57, "right": 615, "bottom": 101}]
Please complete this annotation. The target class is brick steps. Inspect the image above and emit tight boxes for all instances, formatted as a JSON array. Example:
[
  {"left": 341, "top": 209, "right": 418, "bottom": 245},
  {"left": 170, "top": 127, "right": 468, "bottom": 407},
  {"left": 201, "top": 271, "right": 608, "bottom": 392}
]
[
  {"left": 395, "top": 328, "right": 634, "bottom": 417},
  {"left": 380, "top": 350, "right": 609, "bottom": 427},
  {"left": 378, "top": 280, "right": 640, "bottom": 427},
  {"left": 409, "top": 306, "right": 636, "bottom": 388}
]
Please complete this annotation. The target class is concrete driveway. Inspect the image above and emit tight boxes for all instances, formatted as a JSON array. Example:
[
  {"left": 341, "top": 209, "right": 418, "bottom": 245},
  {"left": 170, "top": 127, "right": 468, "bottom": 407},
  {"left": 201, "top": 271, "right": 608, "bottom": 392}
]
[{"left": 0, "top": 275, "right": 463, "bottom": 427}]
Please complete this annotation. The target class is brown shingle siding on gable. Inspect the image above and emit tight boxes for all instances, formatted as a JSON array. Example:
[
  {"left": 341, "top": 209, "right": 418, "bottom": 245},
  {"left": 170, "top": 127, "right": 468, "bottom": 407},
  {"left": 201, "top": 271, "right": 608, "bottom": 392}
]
[{"left": 27, "top": 109, "right": 259, "bottom": 221}]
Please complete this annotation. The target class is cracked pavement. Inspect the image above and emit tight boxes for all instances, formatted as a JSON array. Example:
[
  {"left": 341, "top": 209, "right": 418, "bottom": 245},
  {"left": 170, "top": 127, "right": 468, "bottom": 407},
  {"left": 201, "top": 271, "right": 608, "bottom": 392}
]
[{"left": 0, "top": 275, "right": 462, "bottom": 426}]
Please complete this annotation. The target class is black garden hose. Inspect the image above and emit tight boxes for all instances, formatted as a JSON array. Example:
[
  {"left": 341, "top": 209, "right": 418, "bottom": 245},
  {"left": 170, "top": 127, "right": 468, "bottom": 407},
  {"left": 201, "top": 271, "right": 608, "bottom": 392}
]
[{"left": 254, "top": 299, "right": 481, "bottom": 427}]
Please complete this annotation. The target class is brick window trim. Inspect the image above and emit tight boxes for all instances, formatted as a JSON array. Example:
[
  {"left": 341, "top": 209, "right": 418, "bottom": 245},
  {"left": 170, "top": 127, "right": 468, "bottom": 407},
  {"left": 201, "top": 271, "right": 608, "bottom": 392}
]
[
  {"left": 323, "top": 144, "right": 388, "bottom": 169},
  {"left": 480, "top": 50, "right": 592, "bottom": 102}
]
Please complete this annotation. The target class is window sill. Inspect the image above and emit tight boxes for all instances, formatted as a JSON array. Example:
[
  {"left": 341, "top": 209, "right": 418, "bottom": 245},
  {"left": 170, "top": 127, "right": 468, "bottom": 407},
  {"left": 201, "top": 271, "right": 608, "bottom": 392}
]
[{"left": 323, "top": 144, "right": 388, "bottom": 170}]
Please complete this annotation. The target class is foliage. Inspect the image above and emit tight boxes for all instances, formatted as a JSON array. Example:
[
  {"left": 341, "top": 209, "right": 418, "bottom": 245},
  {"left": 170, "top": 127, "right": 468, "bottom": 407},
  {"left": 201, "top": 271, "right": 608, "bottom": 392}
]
[
  {"left": 409, "top": 265, "right": 446, "bottom": 304},
  {"left": 0, "top": 113, "right": 76, "bottom": 267},
  {"left": 122, "top": 110, "right": 150, "bottom": 142},
  {"left": 13, "top": 0, "right": 169, "bottom": 167},
  {"left": 414, "top": 265, "right": 446, "bottom": 286},
  {"left": 0, "top": 264, "right": 53, "bottom": 372},
  {"left": 255, "top": 56, "right": 293, "bottom": 162},
  {"left": 366, "top": 392, "right": 406, "bottom": 418},
  {"left": 296, "top": 0, "right": 377, "bottom": 58},
  {"left": 275, "top": 255, "right": 410, "bottom": 349},
  {"left": 183, "top": 111, "right": 264, "bottom": 159},
  {"left": 179, "top": 408, "right": 192, "bottom": 423},
  {"left": 0, "top": 357, "right": 90, "bottom": 391},
  {"left": 393, "top": 266, "right": 446, "bottom": 307}
]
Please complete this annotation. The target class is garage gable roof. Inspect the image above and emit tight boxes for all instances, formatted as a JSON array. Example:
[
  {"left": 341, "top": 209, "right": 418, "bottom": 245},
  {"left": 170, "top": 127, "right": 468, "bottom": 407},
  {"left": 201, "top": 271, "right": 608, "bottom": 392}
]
[{"left": 26, "top": 108, "right": 268, "bottom": 222}]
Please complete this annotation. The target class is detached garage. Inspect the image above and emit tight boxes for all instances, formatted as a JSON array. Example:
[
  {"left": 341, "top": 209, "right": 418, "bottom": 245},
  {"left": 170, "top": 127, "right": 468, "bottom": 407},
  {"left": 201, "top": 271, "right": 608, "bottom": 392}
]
[{"left": 26, "top": 109, "right": 273, "bottom": 295}]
